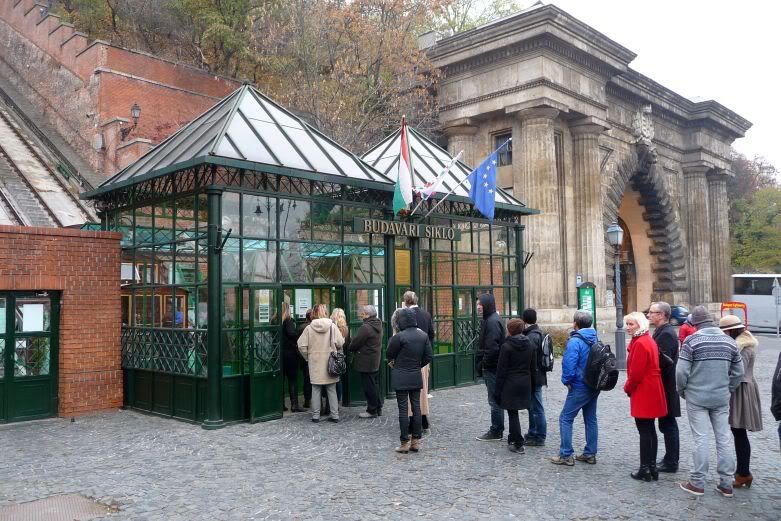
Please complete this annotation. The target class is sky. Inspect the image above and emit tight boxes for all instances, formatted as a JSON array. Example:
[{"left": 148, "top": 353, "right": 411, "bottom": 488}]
[{"left": 532, "top": 0, "right": 779, "bottom": 168}]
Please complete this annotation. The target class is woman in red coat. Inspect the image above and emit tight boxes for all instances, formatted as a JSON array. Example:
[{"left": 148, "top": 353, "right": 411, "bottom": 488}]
[{"left": 624, "top": 311, "right": 668, "bottom": 482}]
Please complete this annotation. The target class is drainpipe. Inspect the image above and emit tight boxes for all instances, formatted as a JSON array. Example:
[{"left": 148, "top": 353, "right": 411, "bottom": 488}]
[{"left": 203, "top": 188, "right": 225, "bottom": 430}]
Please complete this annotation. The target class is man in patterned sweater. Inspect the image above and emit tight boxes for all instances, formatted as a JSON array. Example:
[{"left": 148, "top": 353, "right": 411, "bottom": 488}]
[{"left": 676, "top": 305, "right": 744, "bottom": 498}]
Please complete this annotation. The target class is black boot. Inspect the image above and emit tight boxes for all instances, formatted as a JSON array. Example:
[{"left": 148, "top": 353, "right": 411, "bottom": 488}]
[
  {"left": 656, "top": 460, "right": 678, "bottom": 473},
  {"left": 291, "top": 396, "right": 304, "bottom": 413},
  {"left": 649, "top": 464, "right": 659, "bottom": 481},
  {"left": 631, "top": 465, "right": 653, "bottom": 482},
  {"left": 303, "top": 399, "right": 311, "bottom": 410}
]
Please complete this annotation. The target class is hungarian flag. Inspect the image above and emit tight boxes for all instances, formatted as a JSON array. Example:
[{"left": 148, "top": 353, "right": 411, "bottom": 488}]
[{"left": 392, "top": 116, "right": 413, "bottom": 214}]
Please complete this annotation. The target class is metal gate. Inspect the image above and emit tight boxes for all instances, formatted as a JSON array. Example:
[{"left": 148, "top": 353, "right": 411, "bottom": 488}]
[{"left": 0, "top": 292, "right": 59, "bottom": 423}]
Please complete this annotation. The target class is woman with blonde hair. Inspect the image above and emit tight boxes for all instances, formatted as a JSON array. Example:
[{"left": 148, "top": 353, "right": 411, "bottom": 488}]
[
  {"left": 298, "top": 303, "right": 345, "bottom": 422},
  {"left": 330, "top": 307, "right": 351, "bottom": 410},
  {"left": 623, "top": 311, "right": 667, "bottom": 481},
  {"left": 719, "top": 315, "right": 762, "bottom": 488}
]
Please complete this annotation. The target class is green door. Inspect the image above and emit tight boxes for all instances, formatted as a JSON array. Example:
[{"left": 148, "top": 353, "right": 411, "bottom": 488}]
[
  {"left": 247, "top": 287, "right": 283, "bottom": 422},
  {"left": 343, "top": 286, "right": 383, "bottom": 406},
  {"left": 0, "top": 292, "right": 59, "bottom": 423},
  {"left": 454, "top": 288, "right": 480, "bottom": 386}
]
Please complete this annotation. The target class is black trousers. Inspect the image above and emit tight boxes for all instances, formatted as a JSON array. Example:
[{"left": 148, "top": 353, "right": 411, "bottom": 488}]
[
  {"left": 282, "top": 351, "right": 299, "bottom": 404},
  {"left": 507, "top": 410, "right": 525, "bottom": 447},
  {"left": 635, "top": 418, "right": 658, "bottom": 467},
  {"left": 657, "top": 415, "right": 679, "bottom": 465},
  {"left": 299, "top": 357, "right": 312, "bottom": 402},
  {"left": 360, "top": 371, "right": 382, "bottom": 414},
  {"left": 731, "top": 427, "right": 752, "bottom": 476},
  {"left": 396, "top": 389, "right": 422, "bottom": 441}
]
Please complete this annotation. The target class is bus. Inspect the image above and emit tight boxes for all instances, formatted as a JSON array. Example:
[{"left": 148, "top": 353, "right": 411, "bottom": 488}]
[{"left": 731, "top": 274, "right": 781, "bottom": 332}]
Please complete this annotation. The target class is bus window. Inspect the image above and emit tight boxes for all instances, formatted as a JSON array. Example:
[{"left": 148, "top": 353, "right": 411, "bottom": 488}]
[{"left": 733, "top": 277, "right": 773, "bottom": 296}]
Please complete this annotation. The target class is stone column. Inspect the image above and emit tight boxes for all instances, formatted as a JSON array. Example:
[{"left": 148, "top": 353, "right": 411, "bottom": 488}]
[
  {"left": 443, "top": 124, "right": 478, "bottom": 168},
  {"left": 516, "top": 107, "right": 562, "bottom": 309},
  {"left": 570, "top": 120, "right": 608, "bottom": 305},
  {"left": 707, "top": 170, "right": 730, "bottom": 302},
  {"left": 683, "top": 165, "right": 712, "bottom": 304}
]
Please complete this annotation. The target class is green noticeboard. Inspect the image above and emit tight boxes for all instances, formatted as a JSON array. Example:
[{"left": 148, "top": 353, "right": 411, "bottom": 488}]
[{"left": 577, "top": 282, "right": 596, "bottom": 321}]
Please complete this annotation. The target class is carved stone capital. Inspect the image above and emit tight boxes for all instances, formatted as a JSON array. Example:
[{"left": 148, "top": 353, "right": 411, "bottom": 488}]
[
  {"left": 706, "top": 168, "right": 729, "bottom": 184},
  {"left": 516, "top": 106, "right": 560, "bottom": 123},
  {"left": 681, "top": 163, "right": 712, "bottom": 178},
  {"left": 443, "top": 123, "right": 478, "bottom": 137}
]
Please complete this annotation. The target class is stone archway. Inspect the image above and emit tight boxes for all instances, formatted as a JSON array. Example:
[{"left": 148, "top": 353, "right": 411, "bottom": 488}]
[{"left": 603, "top": 146, "right": 688, "bottom": 304}]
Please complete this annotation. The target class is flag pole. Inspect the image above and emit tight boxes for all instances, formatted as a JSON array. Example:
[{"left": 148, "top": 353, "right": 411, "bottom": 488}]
[{"left": 422, "top": 138, "right": 510, "bottom": 220}]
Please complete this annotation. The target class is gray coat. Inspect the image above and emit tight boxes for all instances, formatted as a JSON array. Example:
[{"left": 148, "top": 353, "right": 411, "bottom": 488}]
[{"left": 729, "top": 331, "right": 763, "bottom": 431}]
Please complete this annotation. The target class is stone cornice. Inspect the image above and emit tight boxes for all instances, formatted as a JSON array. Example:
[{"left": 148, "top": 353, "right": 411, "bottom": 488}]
[
  {"left": 440, "top": 77, "right": 608, "bottom": 113},
  {"left": 429, "top": 5, "right": 635, "bottom": 73},
  {"left": 608, "top": 70, "right": 752, "bottom": 139},
  {"left": 437, "top": 34, "right": 620, "bottom": 80}
]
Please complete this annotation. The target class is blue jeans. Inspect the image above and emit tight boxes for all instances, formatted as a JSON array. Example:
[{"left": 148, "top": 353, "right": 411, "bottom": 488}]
[
  {"left": 483, "top": 370, "right": 504, "bottom": 436},
  {"left": 559, "top": 386, "right": 599, "bottom": 457},
  {"left": 527, "top": 385, "right": 547, "bottom": 441}
]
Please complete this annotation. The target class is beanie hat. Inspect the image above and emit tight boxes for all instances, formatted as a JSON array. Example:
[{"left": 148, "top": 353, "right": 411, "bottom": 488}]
[
  {"left": 507, "top": 318, "right": 524, "bottom": 336},
  {"left": 521, "top": 308, "right": 537, "bottom": 325},
  {"left": 690, "top": 305, "right": 713, "bottom": 327}
]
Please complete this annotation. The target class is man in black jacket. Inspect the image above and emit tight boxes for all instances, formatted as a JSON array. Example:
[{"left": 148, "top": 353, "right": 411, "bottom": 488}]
[
  {"left": 475, "top": 293, "right": 506, "bottom": 441},
  {"left": 772, "top": 350, "right": 781, "bottom": 450},
  {"left": 349, "top": 305, "right": 384, "bottom": 418},
  {"left": 649, "top": 301, "right": 681, "bottom": 472},
  {"left": 522, "top": 308, "right": 548, "bottom": 446}
]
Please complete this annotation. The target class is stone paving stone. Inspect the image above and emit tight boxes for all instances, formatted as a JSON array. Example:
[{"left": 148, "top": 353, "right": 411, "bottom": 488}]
[{"left": 0, "top": 337, "right": 779, "bottom": 520}]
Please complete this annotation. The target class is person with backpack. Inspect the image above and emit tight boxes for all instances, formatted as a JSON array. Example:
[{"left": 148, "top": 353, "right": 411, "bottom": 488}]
[
  {"left": 550, "top": 310, "right": 602, "bottom": 466},
  {"left": 623, "top": 311, "right": 667, "bottom": 481},
  {"left": 522, "top": 308, "right": 552, "bottom": 446}
]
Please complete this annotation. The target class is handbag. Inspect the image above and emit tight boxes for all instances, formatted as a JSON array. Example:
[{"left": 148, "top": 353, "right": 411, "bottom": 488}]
[{"left": 327, "top": 325, "right": 347, "bottom": 376}]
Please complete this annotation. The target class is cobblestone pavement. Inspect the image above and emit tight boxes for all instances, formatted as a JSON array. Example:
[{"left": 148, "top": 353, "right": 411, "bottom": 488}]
[{"left": 1, "top": 337, "right": 779, "bottom": 521}]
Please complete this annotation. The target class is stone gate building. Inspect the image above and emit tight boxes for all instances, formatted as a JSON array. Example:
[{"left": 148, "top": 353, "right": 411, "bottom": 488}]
[{"left": 424, "top": 4, "right": 751, "bottom": 327}]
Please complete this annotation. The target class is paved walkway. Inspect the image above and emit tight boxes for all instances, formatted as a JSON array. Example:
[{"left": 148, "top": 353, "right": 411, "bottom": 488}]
[{"left": 1, "top": 337, "right": 779, "bottom": 520}]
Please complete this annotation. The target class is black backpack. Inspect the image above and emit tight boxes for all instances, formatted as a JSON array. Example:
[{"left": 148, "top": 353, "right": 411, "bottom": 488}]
[
  {"left": 529, "top": 329, "right": 554, "bottom": 372},
  {"left": 573, "top": 333, "right": 619, "bottom": 391}
]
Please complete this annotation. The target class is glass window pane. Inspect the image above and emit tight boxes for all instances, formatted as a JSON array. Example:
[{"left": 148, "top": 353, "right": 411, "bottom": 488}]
[
  {"left": 312, "top": 202, "right": 341, "bottom": 242},
  {"left": 474, "top": 222, "right": 491, "bottom": 254},
  {"left": 222, "top": 192, "right": 241, "bottom": 233},
  {"left": 197, "top": 286, "right": 208, "bottom": 328},
  {"left": 196, "top": 193, "right": 209, "bottom": 236},
  {"left": 175, "top": 241, "right": 198, "bottom": 284},
  {"left": 134, "top": 289, "right": 154, "bottom": 326},
  {"left": 242, "top": 194, "right": 277, "bottom": 238},
  {"left": 175, "top": 195, "right": 198, "bottom": 242},
  {"left": 14, "top": 337, "right": 50, "bottom": 376},
  {"left": 14, "top": 298, "right": 51, "bottom": 332},
  {"left": 243, "top": 239, "right": 277, "bottom": 283},
  {"left": 221, "top": 238, "right": 241, "bottom": 282},
  {"left": 455, "top": 253, "right": 480, "bottom": 286},
  {"left": 280, "top": 200, "right": 310, "bottom": 240},
  {"left": 222, "top": 286, "right": 240, "bottom": 328},
  {"left": 154, "top": 202, "right": 175, "bottom": 244},
  {"left": 431, "top": 251, "right": 452, "bottom": 286},
  {"left": 343, "top": 245, "right": 372, "bottom": 284},
  {"left": 197, "top": 240, "right": 208, "bottom": 284},
  {"left": 454, "top": 222, "right": 471, "bottom": 252},
  {"left": 372, "top": 246, "right": 385, "bottom": 284},
  {"left": 343, "top": 206, "right": 371, "bottom": 244},
  {"left": 279, "top": 242, "right": 341, "bottom": 283},
  {"left": 135, "top": 206, "right": 154, "bottom": 246},
  {"left": 157, "top": 245, "right": 175, "bottom": 285}
]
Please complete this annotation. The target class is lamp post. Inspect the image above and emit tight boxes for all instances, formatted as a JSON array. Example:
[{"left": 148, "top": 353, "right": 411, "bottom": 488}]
[
  {"left": 606, "top": 221, "right": 626, "bottom": 370},
  {"left": 120, "top": 102, "right": 142, "bottom": 141}
]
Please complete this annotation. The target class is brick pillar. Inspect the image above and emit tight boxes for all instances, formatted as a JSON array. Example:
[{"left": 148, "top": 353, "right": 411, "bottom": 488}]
[
  {"left": 516, "top": 107, "right": 562, "bottom": 309},
  {"left": 683, "top": 165, "right": 712, "bottom": 304},
  {"left": 444, "top": 124, "right": 478, "bottom": 168},
  {"left": 708, "top": 170, "right": 730, "bottom": 303},
  {"left": 570, "top": 120, "right": 608, "bottom": 305}
]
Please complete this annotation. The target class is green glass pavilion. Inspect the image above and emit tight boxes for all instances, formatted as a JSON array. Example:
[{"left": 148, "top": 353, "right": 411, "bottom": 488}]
[{"left": 82, "top": 84, "right": 537, "bottom": 428}]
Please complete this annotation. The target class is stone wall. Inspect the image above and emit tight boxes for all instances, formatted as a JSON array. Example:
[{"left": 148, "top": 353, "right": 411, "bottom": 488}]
[
  {"left": 0, "top": 225, "right": 123, "bottom": 416},
  {"left": 0, "top": 0, "right": 240, "bottom": 180}
]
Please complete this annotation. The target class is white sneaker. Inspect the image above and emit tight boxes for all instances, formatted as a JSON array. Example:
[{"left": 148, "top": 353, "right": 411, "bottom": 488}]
[
  {"left": 427, "top": 394, "right": 433, "bottom": 399},
  {"left": 358, "top": 412, "right": 378, "bottom": 418}
]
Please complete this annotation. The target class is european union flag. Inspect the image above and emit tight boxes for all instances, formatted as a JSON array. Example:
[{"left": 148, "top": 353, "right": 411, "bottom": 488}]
[{"left": 467, "top": 144, "right": 504, "bottom": 220}]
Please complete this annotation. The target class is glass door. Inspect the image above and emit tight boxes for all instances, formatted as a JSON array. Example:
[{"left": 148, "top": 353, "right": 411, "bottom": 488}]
[
  {"left": 454, "top": 287, "right": 489, "bottom": 386},
  {"left": 0, "top": 292, "right": 59, "bottom": 423},
  {"left": 343, "top": 286, "right": 383, "bottom": 406},
  {"left": 247, "top": 287, "right": 283, "bottom": 422}
]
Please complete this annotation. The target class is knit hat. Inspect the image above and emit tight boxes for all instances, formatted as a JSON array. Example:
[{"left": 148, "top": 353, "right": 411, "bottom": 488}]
[
  {"left": 719, "top": 315, "right": 744, "bottom": 331},
  {"left": 690, "top": 305, "right": 713, "bottom": 327},
  {"left": 507, "top": 318, "right": 524, "bottom": 336}
]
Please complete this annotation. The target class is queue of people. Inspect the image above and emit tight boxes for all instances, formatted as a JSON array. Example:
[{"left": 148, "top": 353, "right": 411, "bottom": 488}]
[{"left": 287, "top": 291, "right": 777, "bottom": 495}]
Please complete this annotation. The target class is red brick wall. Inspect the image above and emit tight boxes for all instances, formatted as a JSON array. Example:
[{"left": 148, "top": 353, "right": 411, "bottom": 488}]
[
  {"left": 0, "top": 225, "right": 123, "bottom": 416},
  {"left": 0, "top": 1, "right": 241, "bottom": 179}
]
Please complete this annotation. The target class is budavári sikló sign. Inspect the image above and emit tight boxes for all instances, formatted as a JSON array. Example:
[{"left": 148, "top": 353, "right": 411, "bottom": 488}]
[{"left": 353, "top": 218, "right": 461, "bottom": 240}]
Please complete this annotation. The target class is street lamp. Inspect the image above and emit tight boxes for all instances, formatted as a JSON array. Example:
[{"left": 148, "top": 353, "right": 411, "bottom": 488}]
[
  {"left": 606, "top": 221, "right": 626, "bottom": 370},
  {"left": 120, "top": 103, "right": 142, "bottom": 141}
]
